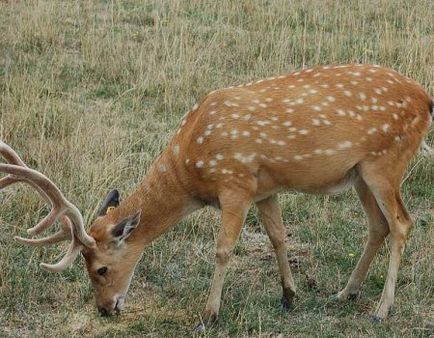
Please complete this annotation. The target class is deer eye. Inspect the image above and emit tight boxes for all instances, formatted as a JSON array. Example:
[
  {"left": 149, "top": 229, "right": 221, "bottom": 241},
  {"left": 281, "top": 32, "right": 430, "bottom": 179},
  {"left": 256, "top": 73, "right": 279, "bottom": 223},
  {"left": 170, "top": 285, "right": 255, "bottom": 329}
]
[{"left": 97, "top": 266, "right": 108, "bottom": 276}]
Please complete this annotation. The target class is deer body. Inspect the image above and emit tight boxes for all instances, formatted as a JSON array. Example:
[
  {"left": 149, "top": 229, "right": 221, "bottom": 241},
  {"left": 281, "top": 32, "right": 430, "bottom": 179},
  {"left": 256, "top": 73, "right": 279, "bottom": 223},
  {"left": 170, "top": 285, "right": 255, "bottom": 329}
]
[{"left": 2, "top": 64, "right": 432, "bottom": 328}]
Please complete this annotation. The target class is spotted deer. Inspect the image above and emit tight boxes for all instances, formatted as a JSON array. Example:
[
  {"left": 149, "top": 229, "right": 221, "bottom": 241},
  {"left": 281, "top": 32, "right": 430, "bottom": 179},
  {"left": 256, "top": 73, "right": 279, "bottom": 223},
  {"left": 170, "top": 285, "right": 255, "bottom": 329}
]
[{"left": 1, "top": 64, "right": 432, "bottom": 329}]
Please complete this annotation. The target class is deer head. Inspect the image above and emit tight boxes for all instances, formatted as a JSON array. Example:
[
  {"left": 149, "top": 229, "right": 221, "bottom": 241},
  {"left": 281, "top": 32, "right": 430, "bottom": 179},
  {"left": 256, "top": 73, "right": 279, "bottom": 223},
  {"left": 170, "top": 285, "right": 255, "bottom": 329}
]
[{"left": 0, "top": 141, "right": 141, "bottom": 316}]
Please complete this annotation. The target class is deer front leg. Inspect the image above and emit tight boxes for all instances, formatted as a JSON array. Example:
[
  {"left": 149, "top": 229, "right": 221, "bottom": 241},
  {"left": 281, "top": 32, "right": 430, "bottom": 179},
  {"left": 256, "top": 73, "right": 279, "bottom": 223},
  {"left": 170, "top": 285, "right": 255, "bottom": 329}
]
[
  {"left": 195, "top": 190, "right": 252, "bottom": 331},
  {"left": 256, "top": 195, "right": 296, "bottom": 310}
]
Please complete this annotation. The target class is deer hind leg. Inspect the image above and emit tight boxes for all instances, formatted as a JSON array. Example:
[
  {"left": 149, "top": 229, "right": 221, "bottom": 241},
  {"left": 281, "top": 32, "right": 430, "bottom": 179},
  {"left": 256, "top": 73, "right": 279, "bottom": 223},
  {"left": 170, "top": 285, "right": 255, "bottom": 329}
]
[
  {"left": 336, "top": 177, "right": 389, "bottom": 301},
  {"left": 256, "top": 195, "right": 296, "bottom": 310},
  {"left": 358, "top": 163, "right": 413, "bottom": 321},
  {"left": 196, "top": 190, "right": 252, "bottom": 331}
]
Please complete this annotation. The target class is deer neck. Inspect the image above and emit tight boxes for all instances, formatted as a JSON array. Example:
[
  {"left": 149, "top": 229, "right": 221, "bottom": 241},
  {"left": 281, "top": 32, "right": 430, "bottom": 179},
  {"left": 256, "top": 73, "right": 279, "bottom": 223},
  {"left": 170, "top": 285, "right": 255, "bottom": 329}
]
[{"left": 116, "top": 150, "right": 199, "bottom": 246}]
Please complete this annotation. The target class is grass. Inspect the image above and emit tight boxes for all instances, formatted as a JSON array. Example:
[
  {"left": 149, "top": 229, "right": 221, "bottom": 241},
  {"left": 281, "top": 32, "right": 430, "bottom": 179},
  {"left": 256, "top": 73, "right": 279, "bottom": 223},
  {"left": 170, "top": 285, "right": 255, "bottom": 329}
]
[{"left": 0, "top": 0, "right": 433, "bottom": 337}]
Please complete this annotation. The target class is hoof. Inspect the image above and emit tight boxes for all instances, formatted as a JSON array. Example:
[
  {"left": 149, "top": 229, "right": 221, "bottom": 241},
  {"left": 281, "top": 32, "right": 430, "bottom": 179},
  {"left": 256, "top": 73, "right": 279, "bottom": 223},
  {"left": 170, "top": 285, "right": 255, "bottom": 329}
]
[
  {"left": 281, "top": 287, "right": 295, "bottom": 311},
  {"left": 330, "top": 291, "right": 359, "bottom": 302},
  {"left": 194, "top": 312, "right": 217, "bottom": 332},
  {"left": 347, "top": 292, "right": 359, "bottom": 301},
  {"left": 194, "top": 323, "right": 206, "bottom": 333},
  {"left": 281, "top": 296, "right": 294, "bottom": 311},
  {"left": 370, "top": 315, "right": 384, "bottom": 324}
]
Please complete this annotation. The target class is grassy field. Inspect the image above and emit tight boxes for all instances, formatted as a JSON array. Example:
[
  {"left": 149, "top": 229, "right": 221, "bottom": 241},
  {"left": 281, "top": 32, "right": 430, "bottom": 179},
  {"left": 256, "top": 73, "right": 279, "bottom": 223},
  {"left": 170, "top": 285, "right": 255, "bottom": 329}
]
[{"left": 0, "top": 0, "right": 433, "bottom": 337}]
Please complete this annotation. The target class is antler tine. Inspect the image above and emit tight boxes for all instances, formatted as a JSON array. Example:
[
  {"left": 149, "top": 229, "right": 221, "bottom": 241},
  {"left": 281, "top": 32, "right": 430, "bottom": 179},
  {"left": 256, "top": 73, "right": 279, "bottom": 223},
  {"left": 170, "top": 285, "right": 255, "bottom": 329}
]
[
  {"left": 0, "top": 141, "right": 77, "bottom": 250},
  {"left": 0, "top": 141, "right": 76, "bottom": 231},
  {"left": 14, "top": 230, "right": 70, "bottom": 246},
  {"left": 0, "top": 141, "right": 26, "bottom": 190},
  {"left": 0, "top": 140, "right": 26, "bottom": 166},
  {"left": 15, "top": 216, "right": 79, "bottom": 271},
  {"left": 14, "top": 214, "right": 72, "bottom": 246},
  {"left": 0, "top": 175, "right": 23, "bottom": 190},
  {"left": 0, "top": 141, "right": 50, "bottom": 201},
  {"left": 39, "top": 234, "right": 83, "bottom": 272},
  {"left": 0, "top": 163, "right": 95, "bottom": 248}
]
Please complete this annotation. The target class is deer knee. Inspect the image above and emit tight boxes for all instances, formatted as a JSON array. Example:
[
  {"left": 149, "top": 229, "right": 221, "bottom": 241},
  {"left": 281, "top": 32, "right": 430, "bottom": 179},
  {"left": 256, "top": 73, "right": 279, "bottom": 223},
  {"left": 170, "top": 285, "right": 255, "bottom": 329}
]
[
  {"left": 216, "top": 248, "right": 231, "bottom": 264},
  {"left": 270, "top": 236, "right": 286, "bottom": 251}
]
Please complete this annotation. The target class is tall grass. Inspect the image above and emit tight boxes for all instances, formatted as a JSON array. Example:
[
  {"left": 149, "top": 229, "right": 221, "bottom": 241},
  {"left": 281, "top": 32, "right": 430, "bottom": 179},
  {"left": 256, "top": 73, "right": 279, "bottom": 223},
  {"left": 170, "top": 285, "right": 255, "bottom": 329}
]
[{"left": 0, "top": 0, "right": 433, "bottom": 337}]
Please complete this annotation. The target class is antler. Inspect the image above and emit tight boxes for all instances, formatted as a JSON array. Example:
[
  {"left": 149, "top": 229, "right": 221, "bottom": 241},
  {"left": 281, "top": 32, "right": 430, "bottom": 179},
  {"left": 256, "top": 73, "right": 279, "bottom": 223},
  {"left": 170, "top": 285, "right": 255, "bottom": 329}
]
[{"left": 0, "top": 141, "right": 95, "bottom": 272}]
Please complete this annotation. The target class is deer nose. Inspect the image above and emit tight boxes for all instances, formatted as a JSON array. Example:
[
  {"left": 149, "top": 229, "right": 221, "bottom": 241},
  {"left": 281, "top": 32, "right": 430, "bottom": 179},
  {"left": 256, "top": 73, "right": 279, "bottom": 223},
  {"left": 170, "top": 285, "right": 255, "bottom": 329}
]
[{"left": 98, "top": 306, "right": 111, "bottom": 317}]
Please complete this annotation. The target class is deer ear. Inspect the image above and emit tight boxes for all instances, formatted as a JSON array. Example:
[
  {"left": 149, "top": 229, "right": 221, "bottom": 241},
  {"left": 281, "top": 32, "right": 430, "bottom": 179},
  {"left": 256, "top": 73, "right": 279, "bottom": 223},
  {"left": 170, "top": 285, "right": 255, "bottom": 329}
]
[
  {"left": 98, "top": 189, "right": 120, "bottom": 216},
  {"left": 111, "top": 210, "right": 141, "bottom": 243}
]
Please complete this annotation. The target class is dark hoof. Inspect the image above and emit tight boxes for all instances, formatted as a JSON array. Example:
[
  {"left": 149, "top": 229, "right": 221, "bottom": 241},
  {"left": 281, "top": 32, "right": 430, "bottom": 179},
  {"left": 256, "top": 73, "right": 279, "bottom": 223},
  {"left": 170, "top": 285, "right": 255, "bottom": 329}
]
[
  {"left": 281, "top": 287, "right": 295, "bottom": 311},
  {"left": 347, "top": 292, "right": 359, "bottom": 301},
  {"left": 194, "top": 312, "right": 217, "bottom": 332},
  {"left": 194, "top": 323, "right": 206, "bottom": 333},
  {"left": 330, "top": 291, "right": 359, "bottom": 302},
  {"left": 370, "top": 315, "right": 384, "bottom": 324},
  {"left": 281, "top": 296, "right": 294, "bottom": 311}
]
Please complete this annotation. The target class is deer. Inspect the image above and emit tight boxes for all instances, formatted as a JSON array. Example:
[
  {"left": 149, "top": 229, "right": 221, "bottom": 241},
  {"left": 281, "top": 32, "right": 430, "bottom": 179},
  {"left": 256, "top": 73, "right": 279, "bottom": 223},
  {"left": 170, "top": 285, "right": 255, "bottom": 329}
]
[{"left": 1, "top": 64, "right": 432, "bottom": 331}]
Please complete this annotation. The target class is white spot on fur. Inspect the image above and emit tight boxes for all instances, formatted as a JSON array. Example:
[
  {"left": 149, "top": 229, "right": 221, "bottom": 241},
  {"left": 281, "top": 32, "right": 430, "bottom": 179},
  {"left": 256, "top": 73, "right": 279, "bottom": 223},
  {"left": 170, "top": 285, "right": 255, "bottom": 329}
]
[
  {"left": 324, "top": 149, "right": 336, "bottom": 155},
  {"left": 296, "top": 98, "right": 304, "bottom": 104},
  {"left": 242, "top": 114, "right": 252, "bottom": 121},
  {"left": 172, "top": 145, "right": 180, "bottom": 156},
  {"left": 374, "top": 88, "right": 382, "bottom": 95},
  {"left": 337, "top": 141, "right": 352, "bottom": 150},
  {"left": 196, "top": 161, "right": 204, "bottom": 168},
  {"left": 234, "top": 152, "right": 256, "bottom": 163}
]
